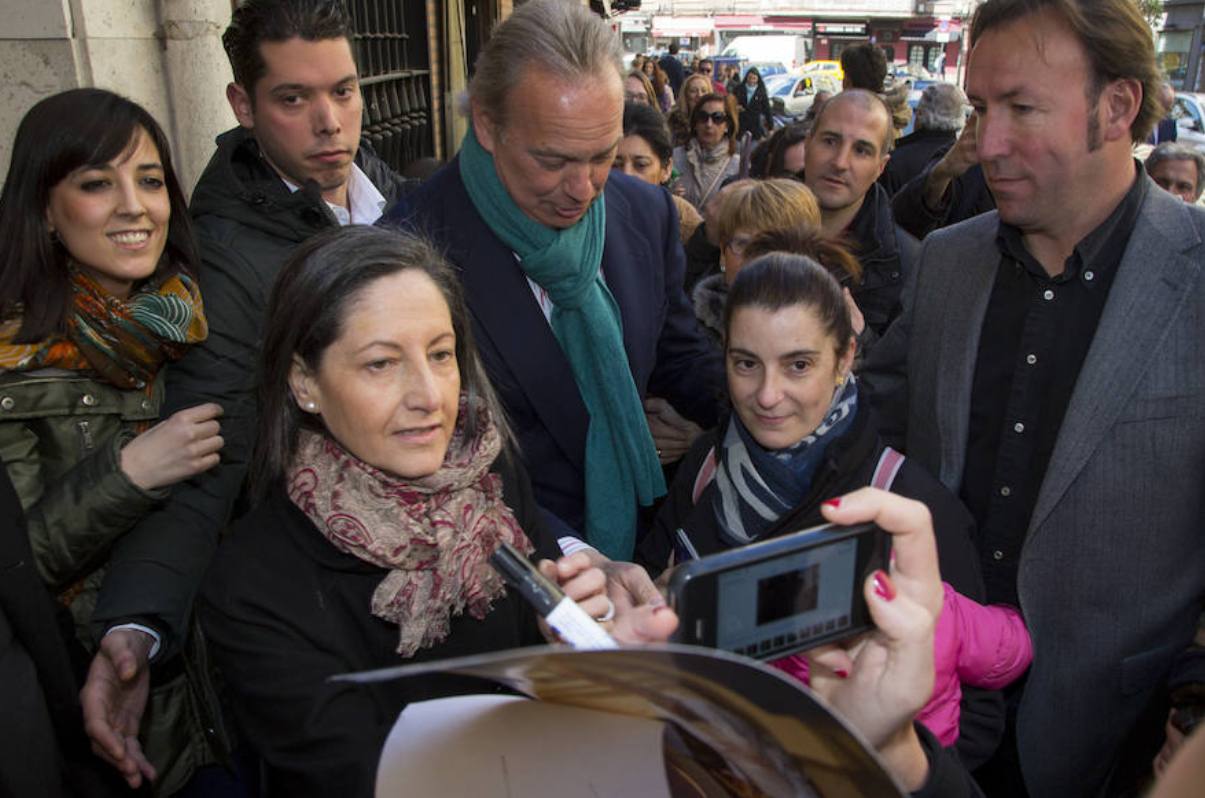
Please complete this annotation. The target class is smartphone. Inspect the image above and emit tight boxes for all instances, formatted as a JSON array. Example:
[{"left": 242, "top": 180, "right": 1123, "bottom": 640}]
[{"left": 667, "top": 522, "right": 890, "bottom": 660}]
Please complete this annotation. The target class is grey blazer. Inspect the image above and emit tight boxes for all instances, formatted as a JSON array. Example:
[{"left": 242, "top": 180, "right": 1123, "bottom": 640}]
[{"left": 863, "top": 177, "right": 1205, "bottom": 797}]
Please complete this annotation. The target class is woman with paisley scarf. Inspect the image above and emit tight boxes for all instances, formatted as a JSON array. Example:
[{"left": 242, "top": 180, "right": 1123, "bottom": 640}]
[
  {"left": 199, "top": 226, "right": 673, "bottom": 795},
  {"left": 638, "top": 253, "right": 1030, "bottom": 768},
  {"left": 0, "top": 89, "right": 224, "bottom": 794}
]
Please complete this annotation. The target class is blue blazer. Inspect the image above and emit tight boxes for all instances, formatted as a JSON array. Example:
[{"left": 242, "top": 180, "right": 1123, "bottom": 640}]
[{"left": 381, "top": 164, "right": 722, "bottom": 537}]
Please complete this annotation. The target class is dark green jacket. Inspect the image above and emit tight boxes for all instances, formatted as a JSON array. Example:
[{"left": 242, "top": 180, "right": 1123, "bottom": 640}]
[
  {"left": 0, "top": 369, "right": 228, "bottom": 795},
  {"left": 0, "top": 371, "right": 166, "bottom": 629},
  {"left": 89, "top": 128, "right": 413, "bottom": 658}
]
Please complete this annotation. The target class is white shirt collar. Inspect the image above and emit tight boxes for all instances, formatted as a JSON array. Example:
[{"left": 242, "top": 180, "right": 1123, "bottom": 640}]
[{"left": 281, "top": 163, "right": 387, "bottom": 226}]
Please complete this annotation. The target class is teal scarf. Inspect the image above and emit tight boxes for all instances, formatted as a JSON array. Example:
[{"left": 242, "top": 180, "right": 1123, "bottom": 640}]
[{"left": 458, "top": 125, "right": 665, "bottom": 559}]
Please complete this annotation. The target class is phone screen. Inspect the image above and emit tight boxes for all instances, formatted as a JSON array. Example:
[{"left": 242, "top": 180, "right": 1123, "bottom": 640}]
[{"left": 714, "top": 537, "right": 858, "bottom": 656}]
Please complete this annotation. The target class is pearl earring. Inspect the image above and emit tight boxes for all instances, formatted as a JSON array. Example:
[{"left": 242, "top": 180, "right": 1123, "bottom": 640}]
[{"left": 304, "top": 401, "right": 318, "bottom": 412}]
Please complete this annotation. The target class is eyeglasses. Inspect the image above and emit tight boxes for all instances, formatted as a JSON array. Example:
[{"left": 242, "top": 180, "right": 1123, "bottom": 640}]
[
  {"left": 624, "top": 92, "right": 649, "bottom": 103},
  {"left": 697, "top": 111, "right": 728, "bottom": 126}
]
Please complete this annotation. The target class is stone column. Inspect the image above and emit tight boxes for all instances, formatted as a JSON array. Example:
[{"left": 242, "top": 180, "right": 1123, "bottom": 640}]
[{"left": 0, "top": 0, "right": 233, "bottom": 195}]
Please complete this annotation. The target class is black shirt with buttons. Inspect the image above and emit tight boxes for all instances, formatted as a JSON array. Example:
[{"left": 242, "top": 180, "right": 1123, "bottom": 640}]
[{"left": 960, "top": 165, "right": 1147, "bottom": 607}]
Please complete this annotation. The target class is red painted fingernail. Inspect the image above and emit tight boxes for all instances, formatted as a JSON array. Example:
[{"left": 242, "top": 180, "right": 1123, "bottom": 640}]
[
  {"left": 822, "top": 497, "right": 841, "bottom": 508},
  {"left": 834, "top": 668, "right": 849, "bottom": 679},
  {"left": 873, "top": 570, "right": 896, "bottom": 601}
]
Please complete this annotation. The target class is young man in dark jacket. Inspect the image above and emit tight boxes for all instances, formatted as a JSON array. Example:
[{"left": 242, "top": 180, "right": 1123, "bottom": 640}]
[
  {"left": 80, "top": 1, "right": 413, "bottom": 786},
  {"left": 803, "top": 90, "right": 918, "bottom": 337}
]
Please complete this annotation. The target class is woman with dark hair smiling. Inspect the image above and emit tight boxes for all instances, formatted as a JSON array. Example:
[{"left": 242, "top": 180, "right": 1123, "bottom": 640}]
[
  {"left": 199, "top": 225, "right": 675, "bottom": 795},
  {"left": 672, "top": 93, "right": 740, "bottom": 210},
  {"left": 640, "top": 252, "right": 1028, "bottom": 770},
  {"left": 0, "top": 88, "right": 225, "bottom": 793}
]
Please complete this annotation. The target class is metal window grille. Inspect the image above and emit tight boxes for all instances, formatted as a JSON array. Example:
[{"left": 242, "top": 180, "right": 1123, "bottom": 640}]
[{"left": 347, "top": 0, "right": 433, "bottom": 173}]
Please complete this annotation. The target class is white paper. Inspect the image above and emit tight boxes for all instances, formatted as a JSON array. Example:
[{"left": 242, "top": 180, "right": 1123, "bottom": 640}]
[{"left": 375, "top": 694, "right": 672, "bottom": 798}]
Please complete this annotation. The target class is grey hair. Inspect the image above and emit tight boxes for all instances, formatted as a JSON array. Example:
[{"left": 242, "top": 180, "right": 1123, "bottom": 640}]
[
  {"left": 914, "top": 83, "right": 968, "bottom": 134},
  {"left": 1145, "top": 142, "right": 1205, "bottom": 198},
  {"left": 467, "top": 0, "right": 623, "bottom": 125}
]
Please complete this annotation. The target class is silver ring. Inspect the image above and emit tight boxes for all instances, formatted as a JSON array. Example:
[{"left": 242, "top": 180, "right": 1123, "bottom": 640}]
[{"left": 596, "top": 596, "right": 615, "bottom": 623}]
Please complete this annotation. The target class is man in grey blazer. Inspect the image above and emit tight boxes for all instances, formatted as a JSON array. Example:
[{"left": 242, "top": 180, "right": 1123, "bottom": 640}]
[{"left": 863, "top": 1, "right": 1205, "bottom": 795}]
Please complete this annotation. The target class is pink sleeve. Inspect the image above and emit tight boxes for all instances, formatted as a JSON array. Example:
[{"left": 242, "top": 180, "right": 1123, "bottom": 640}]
[{"left": 943, "top": 583, "right": 1034, "bottom": 690}]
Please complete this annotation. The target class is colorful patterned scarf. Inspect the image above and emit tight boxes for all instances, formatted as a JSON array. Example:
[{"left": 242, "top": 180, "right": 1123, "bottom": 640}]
[
  {"left": 0, "top": 268, "right": 207, "bottom": 389},
  {"left": 287, "top": 397, "right": 533, "bottom": 656}
]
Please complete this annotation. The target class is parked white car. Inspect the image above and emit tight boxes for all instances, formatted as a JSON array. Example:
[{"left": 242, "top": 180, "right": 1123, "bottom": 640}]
[{"left": 766, "top": 73, "right": 841, "bottom": 119}]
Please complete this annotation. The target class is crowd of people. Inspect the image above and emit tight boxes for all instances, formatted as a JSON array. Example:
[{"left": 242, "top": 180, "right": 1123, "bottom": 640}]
[{"left": 0, "top": 0, "right": 1202, "bottom": 797}]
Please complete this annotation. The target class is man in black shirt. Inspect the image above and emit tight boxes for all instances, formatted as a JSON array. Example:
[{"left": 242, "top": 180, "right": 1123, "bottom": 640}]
[{"left": 863, "top": 1, "right": 1205, "bottom": 795}]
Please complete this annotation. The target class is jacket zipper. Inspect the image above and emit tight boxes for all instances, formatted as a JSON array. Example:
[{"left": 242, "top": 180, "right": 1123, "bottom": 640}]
[{"left": 76, "top": 420, "right": 94, "bottom": 451}]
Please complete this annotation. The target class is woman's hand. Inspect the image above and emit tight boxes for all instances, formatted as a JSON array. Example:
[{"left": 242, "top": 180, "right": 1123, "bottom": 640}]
[
  {"left": 120, "top": 403, "right": 224, "bottom": 491},
  {"left": 538, "top": 553, "right": 678, "bottom": 646},
  {"left": 803, "top": 488, "right": 943, "bottom": 791}
]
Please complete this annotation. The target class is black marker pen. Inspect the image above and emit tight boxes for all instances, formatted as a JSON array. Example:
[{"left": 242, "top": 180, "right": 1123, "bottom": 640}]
[{"left": 490, "top": 542, "right": 618, "bottom": 650}]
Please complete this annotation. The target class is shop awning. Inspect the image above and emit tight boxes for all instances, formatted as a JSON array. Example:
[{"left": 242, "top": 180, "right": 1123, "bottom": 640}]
[{"left": 652, "top": 15, "right": 715, "bottom": 37}]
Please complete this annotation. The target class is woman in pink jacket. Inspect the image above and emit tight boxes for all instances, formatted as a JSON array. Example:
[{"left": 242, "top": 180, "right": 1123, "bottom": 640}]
[{"left": 772, "top": 581, "right": 1032, "bottom": 746}]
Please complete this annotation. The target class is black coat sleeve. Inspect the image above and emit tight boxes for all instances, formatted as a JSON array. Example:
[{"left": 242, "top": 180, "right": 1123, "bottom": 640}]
[
  {"left": 91, "top": 230, "right": 270, "bottom": 656},
  {"left": 645, "top": 186, "right": 724, "bottom": 429},
  {"left": 637, "top": 432, "right": 717, "bottom": 576},
  {"left": 911, "top": 722, "right": 985, "bottom": 798}
]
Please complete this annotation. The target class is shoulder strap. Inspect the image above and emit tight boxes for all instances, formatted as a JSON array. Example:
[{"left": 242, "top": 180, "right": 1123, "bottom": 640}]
[
  {"left": 690, "top": 446, "right": 718, "bottom": 505},
  {"left": 871, "top": 447, "right": 905, "bottom": 491}
]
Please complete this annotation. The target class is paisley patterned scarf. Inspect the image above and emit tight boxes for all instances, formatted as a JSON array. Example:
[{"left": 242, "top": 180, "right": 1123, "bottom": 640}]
[{"left": 287, "top": 397, "right": 534, "bottom": 657}]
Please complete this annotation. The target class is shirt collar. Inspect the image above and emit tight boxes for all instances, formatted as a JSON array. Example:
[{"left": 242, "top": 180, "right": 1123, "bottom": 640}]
[
  {"left": 281, "top": 163, "right": 387, "bottom": 226},
  {"left": 996, "top": 160, "right": 1147, "bottom": 286}
]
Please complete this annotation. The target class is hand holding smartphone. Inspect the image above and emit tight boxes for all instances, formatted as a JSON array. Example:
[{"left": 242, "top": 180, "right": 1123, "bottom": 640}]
[{"left": 667, "top": 522, "right": 890, "bottom": 660}]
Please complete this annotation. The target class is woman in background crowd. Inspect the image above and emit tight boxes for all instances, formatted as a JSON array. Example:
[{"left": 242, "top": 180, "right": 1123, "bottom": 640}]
[
  {"left": 641, "top": 56, "right": 674, "bottom": 112},
  {"left": 691, "top": 179, "right": 830, "bottom": 346},
  {"left": 667, "top": 73, "right": 716, "bottom": 147},
  {"left": 613, "top": 102, "right": 703, "bottom": 244},
  {"left": 733, "top": 66, "right": 775, "bottom": 141},
  {"left": 672, "top": 94, "right": 741, "bottom": 211},
  {"left": 0, "top": 88, "right": 225, "bottom": 794},
  {"left": 624, "top": 70, "right": 659, "bottom": 108},
  {"left": 750, "top": 123, "right": 810, "bottom": 179}
]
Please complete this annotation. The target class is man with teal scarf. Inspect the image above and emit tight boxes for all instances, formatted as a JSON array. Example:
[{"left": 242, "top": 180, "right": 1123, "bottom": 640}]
[{"left": 381, "top": 0, "right": 720, "bottom": 560}]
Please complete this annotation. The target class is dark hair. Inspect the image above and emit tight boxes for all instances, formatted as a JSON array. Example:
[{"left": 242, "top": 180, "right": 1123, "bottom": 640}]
[
  {"left": 668, "top": 41, "right": 680, "bottom": 55},
  {"left": 252, "top": 225, "right": 509, "bottom": 498},
  {"left": 724, "top": 253, "right": 855, "bottom": 359},
  {"left": 759, "top": 122, "right": 811, "bottom": 178},
  {"left": 741, "top": 224, "right": 864, "bottom": 285},
  {"left": 969, "top": 0, "right": 1161, "bottom": 143},
  {"left": 622, "top": 101, "right": 674, "bottom": 166},
  {"left": 691, "top": 93, "right": 739, "bottom": 155},
  {"left": 840, "top": 43, "right": 888, "bottom": 91},
  {"left": 0, "top": 88, "right": 196, "bottom": 342},
  {"left": 223, "top": 0, "right": 353, "bottom": 96}
]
